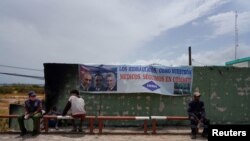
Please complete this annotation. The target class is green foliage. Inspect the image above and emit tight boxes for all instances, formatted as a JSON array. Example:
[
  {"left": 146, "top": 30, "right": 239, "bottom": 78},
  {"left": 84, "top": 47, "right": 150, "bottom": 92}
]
[{"left": 0, "top": 84, "right": 44, "bottom": 94}]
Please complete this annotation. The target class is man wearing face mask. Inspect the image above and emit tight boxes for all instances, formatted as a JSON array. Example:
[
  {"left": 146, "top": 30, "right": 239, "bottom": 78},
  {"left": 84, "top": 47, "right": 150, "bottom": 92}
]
[
  {"left": 18, "top": 91, "right": 42, "bottom": 136},
  {"left": 188, "top": 92, "right": 210, "bottom": 139}
]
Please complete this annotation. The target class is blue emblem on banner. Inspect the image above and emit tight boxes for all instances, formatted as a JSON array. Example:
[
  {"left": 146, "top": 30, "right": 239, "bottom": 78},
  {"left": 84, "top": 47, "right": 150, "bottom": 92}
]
[{"left": 143, "top": 81, "right": 160, "bottom": 91}]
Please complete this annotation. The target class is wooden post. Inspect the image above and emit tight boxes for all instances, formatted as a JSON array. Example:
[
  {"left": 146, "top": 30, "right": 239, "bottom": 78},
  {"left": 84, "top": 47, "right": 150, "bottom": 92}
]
[
  {"left": 152, "top": 119, "right": 157, "bottom": 134},
  {"left": 143, "top": 120, "right": 147, "bottom": 134},
  {"left": 44, "top": 117, "right": 49, "bottom": 133},
  {"left": 98, "top": 119, "right": 103, "bottom": 134},
  {"left": 89, "top": 118, "right": 94, "bottom": 134}
]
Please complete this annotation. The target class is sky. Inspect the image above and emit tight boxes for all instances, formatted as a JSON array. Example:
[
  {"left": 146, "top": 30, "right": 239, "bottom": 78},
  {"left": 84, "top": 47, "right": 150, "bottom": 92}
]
[{"left": 0, "top": 0, "right": 250, "bottom": 84}]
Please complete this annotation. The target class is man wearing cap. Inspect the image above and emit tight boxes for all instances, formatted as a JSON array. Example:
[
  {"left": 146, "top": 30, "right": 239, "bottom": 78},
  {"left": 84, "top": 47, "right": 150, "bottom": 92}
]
[
  {"left": 187, "top": 92, "right": 210, "bottom": 139},
  {"left": 18, "top": 91, "right": 42, "bottom": 136}
]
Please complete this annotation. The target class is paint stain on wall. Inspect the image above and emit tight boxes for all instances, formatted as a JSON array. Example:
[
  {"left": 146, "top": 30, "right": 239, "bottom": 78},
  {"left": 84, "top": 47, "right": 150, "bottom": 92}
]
[
  {"left": 238, "top": 92, "right": 245, "bottom": 96},
  {"left": 146, "top": 96, "right": 151, "bottom": 101},
  {"left": 210, "top": 92, "right": 217, "bottom": 100},
  {"left": 159, "top": 102, "right": 165, "bottom": 112},
  {"left": 137, "top": 105, "right": 142, "bottom": 110},
  {"left": 123, "top": 111, "right": 128, "bottom": 115},
  {"left": 216, "top": 107, "right": 227, "bottom": 112},
  {"left": 236, "top": 78, "right": 242, "bottom": 82}
]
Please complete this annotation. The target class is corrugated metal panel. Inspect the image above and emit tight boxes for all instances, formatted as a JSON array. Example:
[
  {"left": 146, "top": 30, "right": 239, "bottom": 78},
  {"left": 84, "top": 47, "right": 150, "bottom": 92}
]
[{"left": 43, "top": 64, "right": 250, "bottom": 126}]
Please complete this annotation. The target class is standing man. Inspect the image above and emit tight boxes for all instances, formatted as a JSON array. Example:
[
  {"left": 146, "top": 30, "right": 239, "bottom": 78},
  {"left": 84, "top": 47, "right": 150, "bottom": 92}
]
[
  {"left": 62, "top": 90, "right": 86, "bottom": 132},
  {"left": 18, "top": 91, "right": 42, "bottom": 136},
  {"left": 187, "top": 92, "right": 209, "bottom": 139},
  {"left": 80, "top": 72, "right": 95, "bottom": 91},
  {"left": 105, "top": 72, "right": 117, "bottom": 91}
]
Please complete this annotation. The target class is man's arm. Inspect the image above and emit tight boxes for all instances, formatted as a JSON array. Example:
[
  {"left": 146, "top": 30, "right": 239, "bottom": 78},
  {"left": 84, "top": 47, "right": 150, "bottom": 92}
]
[
  {"left": 24, "top": 102, "right": 29, "bottom": 115},
  {"left": 33, "top": 100, "right": 42, "bottom": 115},
  {"left": 62, "top": 101, "right": 71, "bottom": 116},
  {"left": 200, "top": 101, "right": 206, "bottom": 119},
  {"left": 24, "top": 101, "right": 31, "bottom": 119},
  {"left": 188, "top": 102, "right": 199, "bottom": 121},
  {"left": 187, "top": 102, "right": 193, "bottom": 117}
]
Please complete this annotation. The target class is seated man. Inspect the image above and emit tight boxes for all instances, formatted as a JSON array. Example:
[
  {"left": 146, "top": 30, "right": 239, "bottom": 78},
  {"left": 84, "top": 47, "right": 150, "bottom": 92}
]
[
  {"left": 18, "top": 91, "right": 42, "bottom": 136},
  {"left": 62, "top": 90, "right": 86, "bottom": 132},
  {"left": 187, "top": 92, "right": 210, "bottom": 139}
]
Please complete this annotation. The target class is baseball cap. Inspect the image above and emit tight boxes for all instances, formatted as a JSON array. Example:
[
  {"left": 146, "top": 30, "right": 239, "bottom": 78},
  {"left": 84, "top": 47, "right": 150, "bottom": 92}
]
[
  {"left": 28, "top": 91, "right": 36, "bottom": 97},
  {"left": 193, "top": 92, "right": 201, "bottom": 97}
]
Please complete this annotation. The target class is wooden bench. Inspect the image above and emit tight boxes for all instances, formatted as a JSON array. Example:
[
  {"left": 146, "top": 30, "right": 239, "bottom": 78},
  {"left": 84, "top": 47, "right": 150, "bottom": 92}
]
[
  {"left": 0, "top": 114, "right": 42, "bottom": 132},
  {"left": 0, "top": 115, "right": 19, "bottom": 118},
  {"left": 97, "top": 116, "right": 149, "bottom": 134},
  {"left": 151, "top": 116, "right": 189, "bottom": 134},
  {"left": 43, "top": 115, "right": 96, "bottom": 134}
]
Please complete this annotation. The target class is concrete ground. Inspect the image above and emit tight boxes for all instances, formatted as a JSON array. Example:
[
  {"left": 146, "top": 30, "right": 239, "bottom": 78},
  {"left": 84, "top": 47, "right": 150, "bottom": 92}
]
[{"left": 0, "top": 126, "right": 207, "bottom": 141}]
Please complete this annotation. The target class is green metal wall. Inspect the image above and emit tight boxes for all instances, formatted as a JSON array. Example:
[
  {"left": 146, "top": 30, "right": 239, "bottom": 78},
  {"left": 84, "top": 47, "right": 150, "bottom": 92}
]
[
  {"left": 44, "top": 64, "right": 250, "bottom": 125},
  {"left": 193, "top": 67, "right": 250, "bottom": 124}
]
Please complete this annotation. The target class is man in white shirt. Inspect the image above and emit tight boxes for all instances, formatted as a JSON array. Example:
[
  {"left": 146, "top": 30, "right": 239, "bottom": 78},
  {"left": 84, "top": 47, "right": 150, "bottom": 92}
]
[{"left": 62, "top": 90, "right": 86, "bottom": 132}]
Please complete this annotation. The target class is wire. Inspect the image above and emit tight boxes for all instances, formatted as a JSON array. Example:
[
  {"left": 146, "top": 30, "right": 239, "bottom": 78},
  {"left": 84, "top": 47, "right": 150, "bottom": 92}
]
[
  {"left": 0, "top": 72, "right": 44, "bottom": 80},
  {"left": 0, "top": 64, "right": 43, "bottom": 72}
]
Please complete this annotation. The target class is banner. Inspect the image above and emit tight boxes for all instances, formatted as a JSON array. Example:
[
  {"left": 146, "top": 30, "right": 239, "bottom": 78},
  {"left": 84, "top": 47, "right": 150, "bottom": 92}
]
[{"left": 79, "top": 64, "right": 193, "bottom": 95}]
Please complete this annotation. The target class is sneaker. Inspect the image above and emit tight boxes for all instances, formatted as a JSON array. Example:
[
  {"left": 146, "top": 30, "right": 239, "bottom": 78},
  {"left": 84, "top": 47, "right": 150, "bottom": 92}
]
[
  {"left": 20, "top": 130, "right": 27, "bottom": 136},
  {"left": 32, "top": 130, "right": 39, "bottom": 136},
  {"left": 191, "top": 134, "right": 196, "bottom": 139},
  {"left": 202, "top": 133, "right": 208, "bottom": 138},
  {"left": 70, "top": 128, "right": 77, "bottom": 132},
  {"left": 78, "top": 128, "right": 83, "bottom": 132}
]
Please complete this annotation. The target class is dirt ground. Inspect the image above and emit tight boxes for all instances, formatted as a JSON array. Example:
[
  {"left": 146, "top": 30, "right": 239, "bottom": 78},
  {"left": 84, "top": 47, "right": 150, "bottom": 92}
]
[
  {"left": 0, "top": 134, "right": 207, "bottom": 141},
  {"left": 0, "top": 127, "right": 207, "bottom": 141}
]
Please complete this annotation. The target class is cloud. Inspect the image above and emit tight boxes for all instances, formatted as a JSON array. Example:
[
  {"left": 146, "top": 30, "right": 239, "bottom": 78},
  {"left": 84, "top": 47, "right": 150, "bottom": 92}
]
[
  {"left": 0, "top": 0, "right": 227, "bottom": 64},
  {"left": 0, "top": 0, "right": 230, "bottom": 83},
  {"left": 207, "top": 11, "right": 250, "bottom": 37},
  {"left": 128, "top": 43, "right": 250, "bottom": 66}
]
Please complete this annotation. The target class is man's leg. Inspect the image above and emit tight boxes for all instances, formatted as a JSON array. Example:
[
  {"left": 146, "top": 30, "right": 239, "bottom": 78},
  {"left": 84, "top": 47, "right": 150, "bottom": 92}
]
[
  {"left": 55, "top": 119, "right": 59, "bottom": 130},
  {"left": 78, "top": 114, "right": 85, "bottom": 132},
  {"left": 202, "top": 118, "right": 210, "bottom": 138},
  {"left": 78, "top": 118, "right": 84, "bottom": 132},
  {"left": 71, "top": 119, "right": 77, "bottom": 132},
  {"left": 190, "top": 116, "right": 198, "bottom": 139},
  {"left": 18, "top": 114, "right": 27, "bottom": 136},
  {"left": 31, "top": 113, "right": 41, "bottom": 135}
]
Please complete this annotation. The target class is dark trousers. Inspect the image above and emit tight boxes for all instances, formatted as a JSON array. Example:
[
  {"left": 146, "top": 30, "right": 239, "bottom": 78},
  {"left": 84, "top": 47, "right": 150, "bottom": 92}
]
[
  {"left": 71, "top": 114, "right": 85, "bottom": 130},
  {"left": 189, "top": 114, "right": 209, "bottom": 135},
  {"left": 18, "top": 113, "right": 41, "bottom": 133}
]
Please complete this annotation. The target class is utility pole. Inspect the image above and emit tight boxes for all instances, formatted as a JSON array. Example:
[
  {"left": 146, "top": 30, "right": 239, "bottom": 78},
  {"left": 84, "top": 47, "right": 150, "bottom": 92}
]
[
  {"left": 188, "top": 46, "right": 192, "bottom": 66},
  {"left": 235, "top": 11, "right": 239, "bottom": 60}
]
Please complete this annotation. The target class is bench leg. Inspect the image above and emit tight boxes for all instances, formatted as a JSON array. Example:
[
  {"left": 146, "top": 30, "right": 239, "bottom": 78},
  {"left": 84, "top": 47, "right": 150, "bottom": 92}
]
[
  {"left": 143, "top": 120, "right": 147, "bottom": 134},
  {"left": 98, "top": 119, "right": 103, "bottom": 134},
  {"left": 44, "top": 117, "right": 49, "bottom": 133},
  {"left": 89, "top": 118, "right": 94, "bottom": 134},
  {"left": 152, "top": 119, "right": 157, "bottom": 134}
]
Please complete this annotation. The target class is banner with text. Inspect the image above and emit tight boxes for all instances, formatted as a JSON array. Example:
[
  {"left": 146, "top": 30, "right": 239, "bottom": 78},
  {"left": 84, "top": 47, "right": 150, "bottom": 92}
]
[{"left": 79, "top": 64, "right": 193, "bottom": 95}]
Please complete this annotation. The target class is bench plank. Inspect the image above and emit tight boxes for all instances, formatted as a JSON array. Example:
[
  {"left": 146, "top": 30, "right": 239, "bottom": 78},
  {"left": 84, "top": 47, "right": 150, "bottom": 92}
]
[
  {"left": 97, "top": 116, "right": 149, "bottom": 134},
  {"left": 43, "top": 115, "right": 96, "bottom": 134},
  {"left": 151, "top": 116, "right": 189, "bottom": 134}
]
